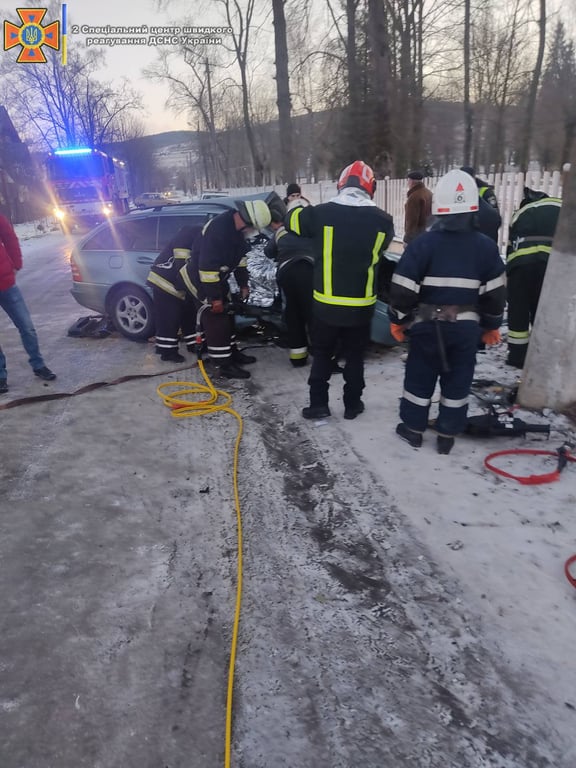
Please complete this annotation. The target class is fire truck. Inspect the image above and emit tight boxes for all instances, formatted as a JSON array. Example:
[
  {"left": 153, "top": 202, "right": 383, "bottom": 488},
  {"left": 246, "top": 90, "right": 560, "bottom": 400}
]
[{"left": 46, "top": 147, "right": 130, "bottom": 230}]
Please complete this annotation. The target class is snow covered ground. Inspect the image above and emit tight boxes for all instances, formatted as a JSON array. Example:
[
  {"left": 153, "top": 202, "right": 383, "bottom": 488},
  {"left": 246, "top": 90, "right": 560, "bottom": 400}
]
[{"left": 2, "top": 222, "right": 576, "bottom": 766}]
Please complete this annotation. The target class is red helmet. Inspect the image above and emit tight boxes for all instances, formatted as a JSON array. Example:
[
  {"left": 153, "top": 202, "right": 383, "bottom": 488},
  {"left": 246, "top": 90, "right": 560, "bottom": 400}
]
[{"left": 337, "top": 160, "right": 377, "bottom": 198}]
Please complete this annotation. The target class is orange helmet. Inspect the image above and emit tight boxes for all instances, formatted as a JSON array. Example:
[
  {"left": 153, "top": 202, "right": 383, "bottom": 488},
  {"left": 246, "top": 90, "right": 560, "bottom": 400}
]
[{"left": 337, "top": 160, "right": 377, "bottom": 198}]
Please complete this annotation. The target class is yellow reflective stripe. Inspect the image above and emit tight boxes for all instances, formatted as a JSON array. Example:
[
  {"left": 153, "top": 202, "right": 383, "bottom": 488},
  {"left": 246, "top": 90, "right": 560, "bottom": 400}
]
[
  {"left": 507, "top": 245, "right": 552, "bottom": 263},
  {"left": 509, "top": 197, "right": 562, "bottom": 227},
  {"left": 289, "top": 207, "right": 302, "bottom": 235},
  {"left": 147, "top": 272, "right": 185, "bottom": 299},
  {"left": 179, "top": 265, "right": 198, "bottom": 298},
  {"left": 289, "top": 347, "right": 308, "bottom": 360},
  {"left": 508, "top": 330, "right": 530, "bottom": 339},
  {"left": 276, "top": 228, "right": 288, "bottom": 241},
  {"left": 199, "top": 270, "right": 220, "bottom": 283},
  {"left": 173, "top": 248, "right": 191, "bottom": 260},
  {"left": 238, "top": 257, "right": 248, "bottom": 267},
  {"left": 322, "top": 226, "right": 334, "bottom": 295},
  {"left": 313, "top": 290, "right": 376, "bottom": 307},
  {"left": 366, "top": 232, "right": 386, "bottom": 297}
]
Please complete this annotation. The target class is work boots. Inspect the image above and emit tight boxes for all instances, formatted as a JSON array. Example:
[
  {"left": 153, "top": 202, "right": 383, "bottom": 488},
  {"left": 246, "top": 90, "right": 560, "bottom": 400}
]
[
  {"left": 302, "top": 404, "right": 331, "bottom": 420},
  {"left": 231, "top": 347, "right": 257, "bottom": 365},
  {"left": 344, "top": 400, "right": 365, "bottom": 420},
  {"left": 395, "top": 422, "right": 423, "bottom": 448},
  {"left": 437, "top": 435, "right": 455, "bottom": 455},
  {"left": 160, "top": 351, "right": 185, "bottom": 363},
  {"left": 217, "top": 363, "right": 251, "bottom": 379}
]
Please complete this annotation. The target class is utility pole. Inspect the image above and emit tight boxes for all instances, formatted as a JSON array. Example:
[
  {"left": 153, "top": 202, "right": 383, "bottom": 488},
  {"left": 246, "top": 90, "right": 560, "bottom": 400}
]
[{"left": 518, "top": 160, "right": 576, "bottom": 410}]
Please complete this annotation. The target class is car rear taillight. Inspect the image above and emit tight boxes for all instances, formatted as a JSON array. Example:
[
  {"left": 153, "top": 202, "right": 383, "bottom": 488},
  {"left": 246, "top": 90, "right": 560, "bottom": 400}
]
[{"left": 70, "top": 253, "right": 83, "bottom": 282}]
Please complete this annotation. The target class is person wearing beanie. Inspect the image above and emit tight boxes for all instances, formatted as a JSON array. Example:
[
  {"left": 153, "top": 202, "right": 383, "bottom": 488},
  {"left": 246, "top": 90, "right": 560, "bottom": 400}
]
[
  {"left": 404, "top": 170, "right": 432, "bottom": 244},
  {"left": 284, "top": 183, "right": 310, "bottom": 206}
]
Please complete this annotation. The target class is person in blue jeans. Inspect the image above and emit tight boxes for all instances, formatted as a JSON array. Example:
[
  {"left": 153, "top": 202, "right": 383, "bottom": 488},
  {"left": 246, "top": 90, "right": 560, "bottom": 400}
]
[{"left": 0, "top": 213, "right": 55, "bottom": 394}]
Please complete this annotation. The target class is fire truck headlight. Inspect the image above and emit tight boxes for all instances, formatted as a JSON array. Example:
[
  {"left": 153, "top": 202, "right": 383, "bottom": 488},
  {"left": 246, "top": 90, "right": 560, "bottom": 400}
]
[{"left": 53, "top": 208, "right": 66, "bottom": 220}]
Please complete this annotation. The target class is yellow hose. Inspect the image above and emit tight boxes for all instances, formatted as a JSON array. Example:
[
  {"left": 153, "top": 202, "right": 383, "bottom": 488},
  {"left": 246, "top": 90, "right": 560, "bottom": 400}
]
[{"left": 156, "top": 359, "right": 243, "bottom": 768}]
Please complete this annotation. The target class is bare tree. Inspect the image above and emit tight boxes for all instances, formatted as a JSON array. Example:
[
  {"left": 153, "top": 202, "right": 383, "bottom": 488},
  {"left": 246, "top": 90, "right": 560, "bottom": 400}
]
[
  {"left": 517, "top": 0, "right": 547, "bottom": 171},
  {"left": 0, "top": 48, "right": 141, "bottom": 151},
  {"left": 272, "top": 0, "right": 296, "bottom": 182},
  {"left": 463, "top": 0, "right": 472, "bottom": 165},
  {"left": 217, "top": 0, "right": 266, "bottom": 184}
]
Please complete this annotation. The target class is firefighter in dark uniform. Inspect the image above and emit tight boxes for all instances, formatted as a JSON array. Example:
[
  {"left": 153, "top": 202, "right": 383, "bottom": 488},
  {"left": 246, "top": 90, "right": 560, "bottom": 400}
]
[
  {"left": 265, "top": 197, "right": 314, "bottom": 367},
  {"left": 147, "top": 225, "right": 199, "bottom": 362},
  {"left": 505, "top": 188, "right": 561, "bottom": 368},
  {"left": 180, "top": 199, "right": 272, "bottom": 379},
  {"left": 389, "top": 169, "right": 506, "bottom": 454},
  {"left": 285, "top": 160, "right": 395, "bottom": 420},
  {"left": 461, "top": 166, "right": 502, "bottom": 243}
]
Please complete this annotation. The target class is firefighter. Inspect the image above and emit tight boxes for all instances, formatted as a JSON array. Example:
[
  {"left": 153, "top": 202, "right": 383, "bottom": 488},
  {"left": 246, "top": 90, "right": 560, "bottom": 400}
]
[
  {"left": 505, "top": 187, "right": 562, "bottom": 368},
  {"left": 147, "top": 225, "right": 199, "bottom": 362},
  {"left": 388, "top": 169, "right": 506, "bottom": 455},
  {"left": 264, "top": 197, "right": 314, "bottom": 367},
  {"left": 285, "top": 160, "right": 395, "bottom": 420},
  {"left": 461, "top": 166, "right": 502, "bottom": 243},
  {"left": 180, "top": 199, "right": 272, "bottom": 379}
]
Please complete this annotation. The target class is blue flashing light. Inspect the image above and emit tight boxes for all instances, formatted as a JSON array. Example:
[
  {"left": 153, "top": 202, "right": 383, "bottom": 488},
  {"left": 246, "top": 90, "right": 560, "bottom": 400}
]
[{"left": 54, "top": 148, "right": 93, "bottom": 156}]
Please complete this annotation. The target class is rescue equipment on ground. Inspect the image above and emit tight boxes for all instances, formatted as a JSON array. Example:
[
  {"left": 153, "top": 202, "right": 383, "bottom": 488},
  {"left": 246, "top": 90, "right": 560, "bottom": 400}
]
[
  {"left": 67, "top": 315, "right": 113, "bottom": 339},
  {"left": 156, "top": 301, "right": 246, "bottom": 768},
  {"left": 565, "top": 555, "right": 576, "bottom": 589}
]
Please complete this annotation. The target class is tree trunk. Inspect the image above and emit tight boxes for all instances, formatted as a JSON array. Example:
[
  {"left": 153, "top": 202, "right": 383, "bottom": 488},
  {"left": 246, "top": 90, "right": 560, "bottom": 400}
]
[
  {"left": 367, "top": 0, "right": 392, "bottom": 174},
  {"left": 517, "top": 0, "right": 546, "bottom": 172},
  {"left": 518, "top": 154, "right": 576, "bottom": 410},
  {"left": 463, "top": 0, "right": 473, "bottom": 165},
  {"left": 272, "top": 0, "right": 295, "bottom": 183}
]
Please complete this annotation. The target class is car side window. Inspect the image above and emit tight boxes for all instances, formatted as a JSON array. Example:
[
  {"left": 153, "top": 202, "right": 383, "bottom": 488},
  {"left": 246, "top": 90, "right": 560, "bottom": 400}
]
[
  {"left": 80, "top": 219, "right": 158, "bottom": 251},
  {"left": 127, "top": 218, "right": 159, "bottom": 251},
  {"left": 157, "top": 214, "right": 208, "bottom": 250}
]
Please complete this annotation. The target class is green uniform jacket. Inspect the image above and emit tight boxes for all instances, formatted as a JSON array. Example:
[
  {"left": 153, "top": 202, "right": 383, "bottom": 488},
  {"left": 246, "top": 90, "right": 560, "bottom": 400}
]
[{"left": 506, "top": 197, "right": 562, "bottom": 275}]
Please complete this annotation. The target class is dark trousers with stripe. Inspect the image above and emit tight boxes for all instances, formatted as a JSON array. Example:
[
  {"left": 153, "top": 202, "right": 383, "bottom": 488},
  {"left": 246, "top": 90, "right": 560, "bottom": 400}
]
[
  {"left": 400, "top": 321, "right": 479, "bottom": 436},
  {"left": 193, "top": 299, "right": 245, "bottom": 364},
  {"left": 277, "top": 261, "right": 314, "bottom": 365},
  {"left": 153, "top": 288, "right": 196, "bottom": 353},
  {"left": 308, "top": 317, "right": 371, "bottom": 408},
  {"left": 506, "top": 261, "right": 548, "bottom": 368}
]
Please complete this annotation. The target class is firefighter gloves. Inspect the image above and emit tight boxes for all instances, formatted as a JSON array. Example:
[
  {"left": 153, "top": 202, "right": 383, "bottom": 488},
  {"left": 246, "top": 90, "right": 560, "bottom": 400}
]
[
  {"left": 390, "top": 323, "right": 407, "bottom": 343},
  {"left": 481, "top": 329, "right": 501, "bottom": 346},
  {"left": 211, "top": 299, "right": 225, "bottom": 314}
]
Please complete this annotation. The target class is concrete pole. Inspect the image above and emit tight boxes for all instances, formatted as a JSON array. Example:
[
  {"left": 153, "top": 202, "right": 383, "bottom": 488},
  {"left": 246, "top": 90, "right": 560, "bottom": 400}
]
[{"left": 518, "top": 160, "right": 576, "bottom": 410}]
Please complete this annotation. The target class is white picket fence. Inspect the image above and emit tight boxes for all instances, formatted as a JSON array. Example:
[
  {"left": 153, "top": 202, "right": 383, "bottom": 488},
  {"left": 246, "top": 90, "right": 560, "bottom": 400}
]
[{"left": 221, "top": 169, "right": 564, "bottom": 253}]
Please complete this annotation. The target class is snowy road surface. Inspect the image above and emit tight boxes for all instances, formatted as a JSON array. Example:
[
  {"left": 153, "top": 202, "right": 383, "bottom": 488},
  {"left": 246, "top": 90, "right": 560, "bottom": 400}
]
[{"left": 0, "top": 230, "right": 575, "bottom": 767}]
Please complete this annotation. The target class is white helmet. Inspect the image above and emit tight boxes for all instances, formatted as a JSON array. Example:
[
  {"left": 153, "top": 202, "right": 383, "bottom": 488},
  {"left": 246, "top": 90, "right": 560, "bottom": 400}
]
[
  {"left": 432, "top": 169, "right": 479, "bottom": 216},
  {"left": 235, "top": 199, "right": 272, "bottom": 231}
]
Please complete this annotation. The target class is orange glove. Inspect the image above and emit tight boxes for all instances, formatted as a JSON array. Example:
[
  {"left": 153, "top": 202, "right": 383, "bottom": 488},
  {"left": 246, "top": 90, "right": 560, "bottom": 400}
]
[
  {"left": 481, "top": 329, "right": 501, "bottom": 345},
  {"left": 390, "top": 323, "right": 407, "bottom": 343},
  {"left": 210, "top": 299, "right": 225, "bottom": 314}
]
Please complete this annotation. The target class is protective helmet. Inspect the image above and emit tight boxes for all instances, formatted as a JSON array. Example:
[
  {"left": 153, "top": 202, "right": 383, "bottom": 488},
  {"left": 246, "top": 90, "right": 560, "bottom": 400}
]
[
  {"left": 286, "top": 197, "right": 310, "bottom": 212},
  {"left": 235, "top": 199, "right": 272, "bottom": 230},
  {"left": 336, "top": 160, "right": 377, "bottom": 198},
  {"left": 432, "top": 169, "right": 479, "bottom": 215}
]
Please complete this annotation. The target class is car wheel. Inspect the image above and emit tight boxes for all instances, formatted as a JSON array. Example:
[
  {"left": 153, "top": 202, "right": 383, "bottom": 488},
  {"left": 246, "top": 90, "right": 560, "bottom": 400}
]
[{"left": 108, "top": 285, "right": 155, "bottom": 341}]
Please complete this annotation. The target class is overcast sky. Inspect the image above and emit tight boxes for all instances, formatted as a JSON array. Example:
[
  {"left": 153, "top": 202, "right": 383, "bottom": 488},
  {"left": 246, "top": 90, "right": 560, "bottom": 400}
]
[{"left": 0, "top": 0, "right": 196, "bottom": 134}]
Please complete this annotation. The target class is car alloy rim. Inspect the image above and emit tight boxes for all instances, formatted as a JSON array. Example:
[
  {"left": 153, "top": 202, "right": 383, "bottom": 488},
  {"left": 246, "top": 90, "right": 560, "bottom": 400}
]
[{"left": 116, "top": 295, "right": 149, "bottom": 333}]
